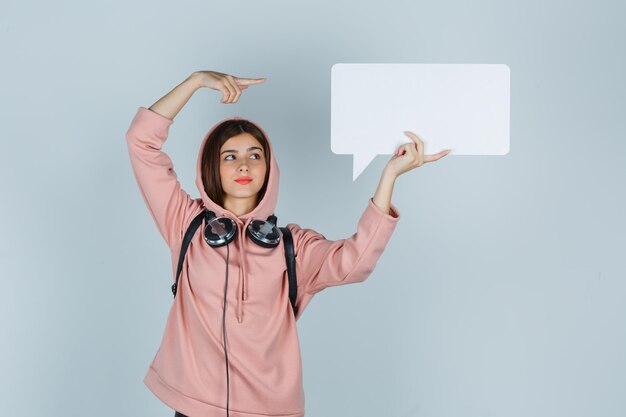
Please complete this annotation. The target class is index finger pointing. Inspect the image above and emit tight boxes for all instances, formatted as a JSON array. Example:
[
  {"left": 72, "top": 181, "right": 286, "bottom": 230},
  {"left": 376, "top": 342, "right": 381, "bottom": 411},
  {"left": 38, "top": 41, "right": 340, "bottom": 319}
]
[
  {"left": 424, "top": 149, "right": 452, "bottom": 163},
  {"left": 237, "top": 77, "right": 267, "bottom": 86}
]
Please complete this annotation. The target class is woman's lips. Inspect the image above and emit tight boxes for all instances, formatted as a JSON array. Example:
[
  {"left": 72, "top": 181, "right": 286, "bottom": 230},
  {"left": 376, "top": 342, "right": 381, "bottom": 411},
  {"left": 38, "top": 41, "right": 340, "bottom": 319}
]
[{"left": 235, "top": 178, "right": 252, "bottom": 184}]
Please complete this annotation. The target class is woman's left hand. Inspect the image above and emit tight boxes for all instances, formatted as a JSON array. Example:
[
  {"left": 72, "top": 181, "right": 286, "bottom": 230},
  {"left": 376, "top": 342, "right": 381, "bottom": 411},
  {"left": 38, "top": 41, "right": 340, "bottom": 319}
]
[{"left": 384, "top": 131, "right": 451, "bottom": 178}]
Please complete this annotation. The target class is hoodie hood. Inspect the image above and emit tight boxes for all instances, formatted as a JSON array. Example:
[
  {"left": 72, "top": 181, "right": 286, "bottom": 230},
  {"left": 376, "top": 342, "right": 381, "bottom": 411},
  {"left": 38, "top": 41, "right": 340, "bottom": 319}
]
[{"left": 195, "top": 116, "right": 280, "bottom": 324}]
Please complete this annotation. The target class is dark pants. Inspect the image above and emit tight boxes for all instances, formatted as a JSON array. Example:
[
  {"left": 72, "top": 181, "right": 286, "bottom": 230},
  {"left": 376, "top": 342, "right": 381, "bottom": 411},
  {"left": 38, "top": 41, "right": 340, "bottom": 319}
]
[{"left": 175, "top": 412, "right": 188, "bottom": 417}]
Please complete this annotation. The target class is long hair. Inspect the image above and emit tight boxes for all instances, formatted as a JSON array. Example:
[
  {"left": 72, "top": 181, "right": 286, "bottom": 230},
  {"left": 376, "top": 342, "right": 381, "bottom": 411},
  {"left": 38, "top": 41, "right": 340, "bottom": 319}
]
[{"left": 201, "top": 119, "right": 271, "bottom": 208}]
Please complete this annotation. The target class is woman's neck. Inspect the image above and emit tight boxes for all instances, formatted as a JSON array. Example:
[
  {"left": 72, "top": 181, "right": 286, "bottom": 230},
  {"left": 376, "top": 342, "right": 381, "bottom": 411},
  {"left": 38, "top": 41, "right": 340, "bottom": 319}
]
[{"left": 222, "top": 196, "right": 257, "bottom": 217}]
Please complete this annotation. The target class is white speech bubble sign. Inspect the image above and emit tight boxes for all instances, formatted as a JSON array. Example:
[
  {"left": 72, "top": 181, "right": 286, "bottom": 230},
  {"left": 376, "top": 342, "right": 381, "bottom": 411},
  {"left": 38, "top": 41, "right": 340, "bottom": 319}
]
[{"left": 330, "top": 63, "right": 511, "bottom": 180}]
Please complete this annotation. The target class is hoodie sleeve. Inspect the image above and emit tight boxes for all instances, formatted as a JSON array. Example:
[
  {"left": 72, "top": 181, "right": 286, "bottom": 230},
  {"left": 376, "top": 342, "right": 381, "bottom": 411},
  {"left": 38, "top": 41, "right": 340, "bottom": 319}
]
[
  {"left": 286, "top": 197, "right": 400, "bottom": 298},
  {"left": 125, "top": 106, "right": 198, "bottom": 249}
]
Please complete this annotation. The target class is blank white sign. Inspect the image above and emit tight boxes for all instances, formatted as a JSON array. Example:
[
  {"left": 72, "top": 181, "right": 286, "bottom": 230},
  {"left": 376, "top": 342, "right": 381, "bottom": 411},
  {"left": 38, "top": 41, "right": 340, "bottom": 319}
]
[{"left": 330, "top": 63, "right": 511, "bottom": 180}]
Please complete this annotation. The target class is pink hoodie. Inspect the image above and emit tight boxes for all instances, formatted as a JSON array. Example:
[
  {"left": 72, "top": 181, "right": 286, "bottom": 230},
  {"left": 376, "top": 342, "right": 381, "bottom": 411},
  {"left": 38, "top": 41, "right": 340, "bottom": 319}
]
[{"left": 125, "top": 107, "right": 400, "bottom": 417}]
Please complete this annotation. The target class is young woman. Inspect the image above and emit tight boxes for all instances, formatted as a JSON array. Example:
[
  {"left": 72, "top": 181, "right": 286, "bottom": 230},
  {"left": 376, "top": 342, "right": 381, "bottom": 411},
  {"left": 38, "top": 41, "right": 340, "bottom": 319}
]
[{"left": 125, "top": 70, "right": 450, "bottom": 417}]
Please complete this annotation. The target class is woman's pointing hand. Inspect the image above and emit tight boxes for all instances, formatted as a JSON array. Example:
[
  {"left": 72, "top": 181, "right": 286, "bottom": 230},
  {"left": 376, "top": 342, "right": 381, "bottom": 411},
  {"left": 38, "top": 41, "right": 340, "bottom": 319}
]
[
  {"left": 193, "top": 70, "right": 266, "bottom": 104},
  {"left": 384, "top": 131, "right": 451, "bottom": 178}
]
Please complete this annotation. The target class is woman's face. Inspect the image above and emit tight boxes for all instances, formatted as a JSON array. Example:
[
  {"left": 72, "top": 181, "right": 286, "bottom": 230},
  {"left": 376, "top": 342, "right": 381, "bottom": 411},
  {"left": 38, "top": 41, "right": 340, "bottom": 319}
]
[{"left": 219, "top": 133, "right": 267, "bottom": 202}]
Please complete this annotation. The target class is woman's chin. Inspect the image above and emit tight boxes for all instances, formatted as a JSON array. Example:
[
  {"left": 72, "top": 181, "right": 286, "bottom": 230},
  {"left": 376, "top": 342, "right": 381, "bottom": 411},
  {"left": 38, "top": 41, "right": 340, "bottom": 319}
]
[{"left": 224, "top": 191, "right": 260, "bottom": 200}]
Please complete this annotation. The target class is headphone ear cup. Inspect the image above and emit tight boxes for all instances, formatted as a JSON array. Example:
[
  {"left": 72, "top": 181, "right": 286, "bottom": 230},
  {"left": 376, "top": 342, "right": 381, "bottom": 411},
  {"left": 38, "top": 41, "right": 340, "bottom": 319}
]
[
  {"left": 247, "top": 219, "right": 280, "bottom": 248},
  {"left": 204, "top": 215, "right": 237, "bottom": 247}
]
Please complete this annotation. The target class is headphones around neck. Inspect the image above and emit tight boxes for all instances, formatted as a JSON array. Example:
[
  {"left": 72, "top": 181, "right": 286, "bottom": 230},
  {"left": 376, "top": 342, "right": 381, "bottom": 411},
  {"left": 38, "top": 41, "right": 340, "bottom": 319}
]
[{"left": 203, "top": 210, "right": 281, "bottom": 248}]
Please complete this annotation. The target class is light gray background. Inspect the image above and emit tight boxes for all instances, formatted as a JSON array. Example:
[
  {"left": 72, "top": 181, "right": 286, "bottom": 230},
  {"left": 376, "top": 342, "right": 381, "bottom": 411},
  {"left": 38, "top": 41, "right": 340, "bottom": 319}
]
[{"left": 1, "top": 1, "right": 625, "bottom": 416}]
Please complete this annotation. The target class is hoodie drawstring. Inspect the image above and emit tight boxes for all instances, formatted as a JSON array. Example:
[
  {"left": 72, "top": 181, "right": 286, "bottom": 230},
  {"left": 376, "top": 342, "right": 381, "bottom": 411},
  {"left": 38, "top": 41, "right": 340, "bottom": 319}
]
[{"left": 236, "top": 218, "right": 252, "bottom": 324}]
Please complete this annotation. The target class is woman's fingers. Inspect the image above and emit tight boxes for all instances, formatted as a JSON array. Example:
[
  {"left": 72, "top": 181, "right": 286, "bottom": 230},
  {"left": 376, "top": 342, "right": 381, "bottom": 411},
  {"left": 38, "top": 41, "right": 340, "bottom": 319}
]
[
  {"left": 227, "top": 75, "right": 242, "bottom": 103},
  {"left": 220, "top": 76, "right": 239, "bottom": 104},
  {"left": 238, "top": 77, "right": 267, "bottom": 86},
  {"left": 401, "top": 132, "right": 423, "bottom": 167},
  {"left": 221, "top": 77, "right": 265, "bottom": 103},
  {"left": 424, "top": 149, "right": 451, "bottom": 162},
  {"left": 404, "top": 131, "right": 424, "bottom": 152},
  {"left": 194, "top": 71, "right": 266, "bottom": 103},
  {"left": 232, "top": 77, "right": 266, "bottom": 98},
  {"left": 219, "top": 83, "right": 234, "bottom": 103},
  {"left": 404, "top": 131, "right": 451, "bottom": 163}
]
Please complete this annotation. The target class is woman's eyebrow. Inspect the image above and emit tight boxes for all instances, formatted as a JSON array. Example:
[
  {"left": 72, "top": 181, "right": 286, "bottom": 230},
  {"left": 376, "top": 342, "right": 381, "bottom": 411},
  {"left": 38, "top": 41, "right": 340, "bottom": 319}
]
[{"left": 220, "top": 146, "right": 263, "bottom": 155}]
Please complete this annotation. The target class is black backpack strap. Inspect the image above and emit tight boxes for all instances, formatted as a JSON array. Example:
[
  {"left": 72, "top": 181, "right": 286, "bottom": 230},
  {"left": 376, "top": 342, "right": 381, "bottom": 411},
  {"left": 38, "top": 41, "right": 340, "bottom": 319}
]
[
  {"left": 280, "top": 227, "right": 298, "bottom": 317},
  {"left": 172, "top": 211, "right": 205, "bottom": 298}
]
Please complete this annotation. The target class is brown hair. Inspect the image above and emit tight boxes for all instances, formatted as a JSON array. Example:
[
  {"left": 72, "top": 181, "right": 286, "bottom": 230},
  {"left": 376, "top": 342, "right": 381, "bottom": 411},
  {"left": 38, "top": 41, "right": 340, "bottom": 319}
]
[{"left": 201, "top": 119, "right": 271, "bottom": 208}]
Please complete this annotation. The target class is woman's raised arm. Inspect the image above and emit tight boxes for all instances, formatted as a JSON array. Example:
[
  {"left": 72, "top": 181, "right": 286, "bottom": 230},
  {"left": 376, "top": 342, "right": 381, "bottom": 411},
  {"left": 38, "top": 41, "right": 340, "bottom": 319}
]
[
  {"left": 148, "top": 73, "right": 203, "bottom": 120},
  {"left": 125, "top": 71, "right": 266, "bottom": 249}
]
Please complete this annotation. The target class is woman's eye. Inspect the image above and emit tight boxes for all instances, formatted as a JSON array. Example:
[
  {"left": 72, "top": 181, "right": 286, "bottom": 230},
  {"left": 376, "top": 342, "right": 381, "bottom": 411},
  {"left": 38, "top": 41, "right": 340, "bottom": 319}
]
[{"left": 224, "top": 153, "right": 262, "bottom": 161}]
